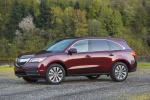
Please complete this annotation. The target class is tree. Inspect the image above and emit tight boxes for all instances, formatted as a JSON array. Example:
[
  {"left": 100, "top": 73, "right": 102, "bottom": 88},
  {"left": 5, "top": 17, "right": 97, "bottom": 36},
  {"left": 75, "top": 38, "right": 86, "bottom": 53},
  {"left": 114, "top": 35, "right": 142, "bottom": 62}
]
[
  {"left": 0, "top": 37, "right": 9, "bottom": 58},
  {"left": 5, "top": 0, "right": 28, "bottom": 42},
  {"left": 62, "top": 7, "right": 75, "bottom": 37},
  {"left": 50, "top": 6, "right": 64, "bottom": 38},
  {"left": 36, "top": 0, "right": 51, "bottom": 29},
  {"left": 87, "top": 0, "right": 101, "bottom": 19},
  {"left": 122, "top": 5, "right": 136, "bottom": 26},
  {"left": 88, "top": 19, "right": 108, "bottom": 37},
  {"left": 74, "top": 1, "right": 80, "bottom": 10},
  {"left": 19, "top": 15, "right": 35, "bottom": 32},
  {"left": 23, "top": 29, "right": 46, "bottom": 52},
  {"left": 99, "top": 7, "right": 123, "bottom": 36},
  {"left": 0, "top": 13, "right": 3, "bottom": 37},
  {"left": 73, "top": 10, "right": 87, "bottom": 37}
]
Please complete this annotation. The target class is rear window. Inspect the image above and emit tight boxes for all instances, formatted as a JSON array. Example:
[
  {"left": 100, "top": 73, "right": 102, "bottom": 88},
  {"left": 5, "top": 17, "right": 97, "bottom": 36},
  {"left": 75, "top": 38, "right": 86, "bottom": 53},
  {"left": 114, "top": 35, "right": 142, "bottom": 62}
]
[
  {"left": 90, "top": 40, "right": 109, "bottom": 51},
  {"left": 108, "top": 41, "right": 124, "bottom": 50}
]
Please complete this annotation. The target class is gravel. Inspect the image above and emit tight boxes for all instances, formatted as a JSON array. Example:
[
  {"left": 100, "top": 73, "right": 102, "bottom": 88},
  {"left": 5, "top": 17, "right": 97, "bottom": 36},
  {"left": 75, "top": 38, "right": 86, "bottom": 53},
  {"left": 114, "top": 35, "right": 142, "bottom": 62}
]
[{"left": 0, "top": 67, "right": 150, "bottom": 100}]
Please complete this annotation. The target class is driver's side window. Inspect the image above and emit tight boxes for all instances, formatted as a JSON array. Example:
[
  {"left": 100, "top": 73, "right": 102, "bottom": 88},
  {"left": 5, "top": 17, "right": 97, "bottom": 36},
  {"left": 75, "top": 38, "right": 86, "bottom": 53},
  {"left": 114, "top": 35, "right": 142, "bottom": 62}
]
[{"left": 72, "top": 40, "right": 89, "bottom": 53}]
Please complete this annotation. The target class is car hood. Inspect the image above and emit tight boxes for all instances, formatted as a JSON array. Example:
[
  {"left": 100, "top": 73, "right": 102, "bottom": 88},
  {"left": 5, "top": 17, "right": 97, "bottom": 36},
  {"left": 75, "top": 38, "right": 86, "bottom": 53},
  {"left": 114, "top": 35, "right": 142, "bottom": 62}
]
[{"left": 19, "top": 50, "right": 62, "bottom": 59}]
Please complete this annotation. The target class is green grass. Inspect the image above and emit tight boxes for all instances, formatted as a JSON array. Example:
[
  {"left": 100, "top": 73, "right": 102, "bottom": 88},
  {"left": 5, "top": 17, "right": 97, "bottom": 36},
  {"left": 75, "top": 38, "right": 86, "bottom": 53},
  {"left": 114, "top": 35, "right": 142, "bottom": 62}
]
[
  {"left": 138, "top": 62, "right": 150, "bottom": 67},
  {"left": 131, "top": 93, "right": 150, "bottom": 100},
  {"left": 0, "top": 66, "right": 14, "bottom": 72},
  {"left": 118, "top": 93, "right": 150, "bottom": 100}
]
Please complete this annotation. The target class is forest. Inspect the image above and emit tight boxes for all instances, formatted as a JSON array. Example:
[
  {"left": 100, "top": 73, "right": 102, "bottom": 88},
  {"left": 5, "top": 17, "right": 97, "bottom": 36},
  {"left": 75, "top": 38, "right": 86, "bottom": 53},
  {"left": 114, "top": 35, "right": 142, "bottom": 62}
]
[{"left": 0, "top": 0, "right": 150, "bottom": 60}]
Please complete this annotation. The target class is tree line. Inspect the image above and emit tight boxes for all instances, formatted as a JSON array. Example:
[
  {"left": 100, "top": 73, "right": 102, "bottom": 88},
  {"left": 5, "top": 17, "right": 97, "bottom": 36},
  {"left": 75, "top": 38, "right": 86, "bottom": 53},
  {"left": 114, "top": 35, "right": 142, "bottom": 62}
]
[{"left": 0, "top": 0, "right": 150, "bottom": 60}]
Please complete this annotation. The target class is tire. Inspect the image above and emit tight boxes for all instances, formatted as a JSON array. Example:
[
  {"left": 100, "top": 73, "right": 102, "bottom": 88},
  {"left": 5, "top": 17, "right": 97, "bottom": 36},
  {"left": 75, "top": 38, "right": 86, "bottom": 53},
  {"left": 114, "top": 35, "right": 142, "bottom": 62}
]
[
  {"left": 110, "top": 62, "right": 128, "bottom": 82},
  {"left": 45, "top": 64, "right": 65, "bottom": 85},
  {"left": 86, "top": 75, "right": 100, "bottom": 80},
  {"left": 23, "top": 77, "right": 38, "bottom": 82}
]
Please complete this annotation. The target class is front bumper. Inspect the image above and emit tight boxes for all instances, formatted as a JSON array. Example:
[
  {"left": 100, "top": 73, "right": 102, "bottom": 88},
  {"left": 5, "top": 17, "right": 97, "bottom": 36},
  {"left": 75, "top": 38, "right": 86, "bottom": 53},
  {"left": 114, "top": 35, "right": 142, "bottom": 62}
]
[
  {"left": 14, "top": 62, "right": 46, "bottom": 78},
  {"left": 14, "top": 67, "right": 43, "bottom": 77}
]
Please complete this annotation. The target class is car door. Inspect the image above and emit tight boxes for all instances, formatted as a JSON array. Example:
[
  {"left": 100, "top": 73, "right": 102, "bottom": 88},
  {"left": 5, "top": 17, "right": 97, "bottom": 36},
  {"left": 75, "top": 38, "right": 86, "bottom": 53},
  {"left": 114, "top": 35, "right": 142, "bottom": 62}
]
[
  {"left": 67, "top": 39, "right": 97, "bottom": 75},
  {"left": 89, "top": 39, "right": 116, "bottom": 73}
]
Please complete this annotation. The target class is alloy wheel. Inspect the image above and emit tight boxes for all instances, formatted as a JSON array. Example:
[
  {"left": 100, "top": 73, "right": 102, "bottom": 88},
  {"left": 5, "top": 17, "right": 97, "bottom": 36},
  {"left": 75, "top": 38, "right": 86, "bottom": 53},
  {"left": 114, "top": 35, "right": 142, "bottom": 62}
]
[
  {"left": 114, "top": 65, "right": 127, "bottom": 80},
  {"left": 48, "top": 67, "right": 63, "bottom": 83}
]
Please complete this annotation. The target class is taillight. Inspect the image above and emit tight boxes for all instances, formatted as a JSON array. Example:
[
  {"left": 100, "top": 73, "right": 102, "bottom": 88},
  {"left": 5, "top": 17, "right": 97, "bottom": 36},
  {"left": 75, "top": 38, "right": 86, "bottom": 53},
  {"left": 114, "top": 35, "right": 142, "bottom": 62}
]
[{"left": 131, "top": 52, "right": 136, "bottom": 57}]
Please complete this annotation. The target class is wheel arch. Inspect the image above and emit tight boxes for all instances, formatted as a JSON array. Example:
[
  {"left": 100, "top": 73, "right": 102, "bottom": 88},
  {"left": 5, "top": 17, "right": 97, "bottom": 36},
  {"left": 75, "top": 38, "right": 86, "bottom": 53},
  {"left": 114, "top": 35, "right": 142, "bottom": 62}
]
[
  {"left": 113, "top": 60, "right": 131, "bottom": 72},
  {"left": 46, "top": 61, "right": 68, "bottom": 76}
]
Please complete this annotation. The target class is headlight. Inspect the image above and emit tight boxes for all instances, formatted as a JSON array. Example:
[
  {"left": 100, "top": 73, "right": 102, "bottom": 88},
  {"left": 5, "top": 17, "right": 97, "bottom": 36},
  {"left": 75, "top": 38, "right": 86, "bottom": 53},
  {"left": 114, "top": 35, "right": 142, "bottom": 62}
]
[
  {"left": 29, "top": 57, "right": 46, "bottom": 62},
  {"left": 17, "top": 58, "right": 31, "bottom": 62}
]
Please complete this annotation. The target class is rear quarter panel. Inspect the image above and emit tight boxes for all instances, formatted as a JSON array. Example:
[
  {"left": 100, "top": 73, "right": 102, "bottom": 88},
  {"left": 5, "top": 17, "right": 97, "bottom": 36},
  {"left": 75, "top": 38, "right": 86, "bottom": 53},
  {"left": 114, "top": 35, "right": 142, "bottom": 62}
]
[{"left": 114, "top": 49, "right": 137, "bottom": 72}]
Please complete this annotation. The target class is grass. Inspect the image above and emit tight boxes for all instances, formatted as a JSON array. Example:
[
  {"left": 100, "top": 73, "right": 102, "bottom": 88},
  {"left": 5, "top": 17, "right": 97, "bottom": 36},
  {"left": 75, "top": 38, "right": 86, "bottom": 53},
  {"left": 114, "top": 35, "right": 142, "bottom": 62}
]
[
  {"left": 0, "top": 66, "right": 14, "bottom": 73},
  {"left": 138, "top": 62, "right": 150, "bottom": 67},
  {"left": 131, "top": 93, "right": 150, "bottom": 100},
  {"left": 118, "top": 93, "right": 150, "bottom": 100}
]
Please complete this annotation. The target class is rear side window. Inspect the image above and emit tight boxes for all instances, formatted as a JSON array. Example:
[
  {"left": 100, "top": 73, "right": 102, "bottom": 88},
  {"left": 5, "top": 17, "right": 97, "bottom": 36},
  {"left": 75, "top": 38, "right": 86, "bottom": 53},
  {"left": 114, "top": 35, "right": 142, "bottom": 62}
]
[
  {"left": 72, "top": 40, "right": 89, "bottom": 53},
  {"left": 90, "top": 40, "right": 109, "bottom": 51},
  {"left": 108, "top": 41, "right": 124, "bottom": 50}
]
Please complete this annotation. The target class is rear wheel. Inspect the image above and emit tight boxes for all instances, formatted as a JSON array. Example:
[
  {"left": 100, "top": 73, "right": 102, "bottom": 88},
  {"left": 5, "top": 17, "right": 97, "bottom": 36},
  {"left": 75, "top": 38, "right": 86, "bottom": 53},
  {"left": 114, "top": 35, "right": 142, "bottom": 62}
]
[
  {"left": 110, "top": 62, "right": 128, "bottom": 82},
  {"left": 86, "top": 75, "right": 100, "bottom": 79},
  {"left": 22, "top": 77, "right": 38, "bottom": 82},
  {"left": 45, "top": 64, "right": 65, "bottom": 85}
]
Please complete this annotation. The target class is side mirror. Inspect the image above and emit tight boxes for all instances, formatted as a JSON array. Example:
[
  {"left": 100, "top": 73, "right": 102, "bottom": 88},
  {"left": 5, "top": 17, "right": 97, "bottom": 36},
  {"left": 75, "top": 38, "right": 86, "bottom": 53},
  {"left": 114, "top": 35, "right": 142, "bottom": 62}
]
[{"left": 68, "top": 48, "right": 77, "bottom": 54}]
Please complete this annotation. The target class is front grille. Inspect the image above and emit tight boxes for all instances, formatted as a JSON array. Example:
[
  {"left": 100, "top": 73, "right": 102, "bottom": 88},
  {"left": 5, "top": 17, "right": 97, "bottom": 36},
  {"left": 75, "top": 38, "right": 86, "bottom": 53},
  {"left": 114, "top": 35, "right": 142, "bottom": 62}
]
[
  {"left": 26, "top": 70, "right": 39, "bottom": 75},
  {"left": 16, "top": 58, "right": 30, "bottom": 67},
  {"left": 15, "top": 71, "right": 27, "bottom": 75},
  {"left": 16, "top": 62, "right": 26, "bottom": 66}
]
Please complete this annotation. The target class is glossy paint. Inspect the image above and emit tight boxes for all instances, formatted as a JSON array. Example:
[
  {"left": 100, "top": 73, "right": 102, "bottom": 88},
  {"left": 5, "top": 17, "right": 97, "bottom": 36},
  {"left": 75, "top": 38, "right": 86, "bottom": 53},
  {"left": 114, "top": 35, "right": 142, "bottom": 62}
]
[{"left": 14, "top": 37, "right": 137, "bottom": 78}]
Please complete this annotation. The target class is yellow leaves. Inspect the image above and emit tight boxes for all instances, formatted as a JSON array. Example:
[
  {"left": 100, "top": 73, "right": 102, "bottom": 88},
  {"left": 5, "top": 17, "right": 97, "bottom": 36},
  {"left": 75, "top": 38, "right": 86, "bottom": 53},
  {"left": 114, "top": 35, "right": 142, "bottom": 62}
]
[
  {"left": 51, "top": 7, "right": 63, "bottom": 25},
  {"left": 73, "top": 10, "right": 87, "bottom": 28},
  {"left": 73, "top": 10, "right": 87, "bottom": 37},
  {"left": 88, "top": 0, "right": 101, "bottom": 19}
]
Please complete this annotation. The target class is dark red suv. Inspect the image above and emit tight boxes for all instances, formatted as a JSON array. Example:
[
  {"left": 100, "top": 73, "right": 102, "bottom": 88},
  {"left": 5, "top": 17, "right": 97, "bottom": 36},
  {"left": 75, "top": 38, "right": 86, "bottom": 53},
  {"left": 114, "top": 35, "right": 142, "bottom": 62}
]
[{"left": 14, "top": 37, "right": 137, "bottom": 84}]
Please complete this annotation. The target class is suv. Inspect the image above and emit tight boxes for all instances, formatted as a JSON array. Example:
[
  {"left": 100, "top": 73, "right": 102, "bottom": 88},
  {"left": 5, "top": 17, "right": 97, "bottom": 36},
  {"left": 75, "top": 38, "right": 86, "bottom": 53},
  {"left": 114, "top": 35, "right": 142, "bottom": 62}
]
[{"left": 14, "top": 37, "right": 137, "bottom": 84}]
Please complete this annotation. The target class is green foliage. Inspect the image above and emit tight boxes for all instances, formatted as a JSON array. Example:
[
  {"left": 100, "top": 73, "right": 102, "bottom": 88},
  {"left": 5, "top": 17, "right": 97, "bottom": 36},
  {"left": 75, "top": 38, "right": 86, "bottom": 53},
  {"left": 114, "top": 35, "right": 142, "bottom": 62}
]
[
  {"left": 0, "top": 0, "right": 150, "bottom": 59},
  {"left": 36, "top": 0, "right": 51, "bottom": 29},
  {"left": 99, "top": 7, "right": 123, "bottom": 36},
  {"left": 88, "top": 19, "right": 108, "bottom": 37},
  {"left": 0, "top": 37, "right": 9, "bottom": 58},
  {"left": 62, "top": 7, "right": 75, "bottom": 37},
  {"left": 50, "top": 6, "right": 64, "bottom": 38},
  {"left": 87, "top": 0, "right": 101, "bottom": 19},
  {"left": 73, "top": 10, "right": 87, "bottom": 37},
  {"left": 5, "top": 0, "right": 28, "bottom": 41}
]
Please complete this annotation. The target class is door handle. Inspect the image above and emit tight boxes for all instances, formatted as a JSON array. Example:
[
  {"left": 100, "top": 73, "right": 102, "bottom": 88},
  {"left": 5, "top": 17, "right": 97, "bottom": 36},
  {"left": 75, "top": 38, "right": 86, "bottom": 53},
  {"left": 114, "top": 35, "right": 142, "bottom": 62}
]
[
  {"left": 109, "top": 54, "right": 114, "bottom": 56},
  {"left": 85, "top": 55, "right": 91, "bottom": 58}
]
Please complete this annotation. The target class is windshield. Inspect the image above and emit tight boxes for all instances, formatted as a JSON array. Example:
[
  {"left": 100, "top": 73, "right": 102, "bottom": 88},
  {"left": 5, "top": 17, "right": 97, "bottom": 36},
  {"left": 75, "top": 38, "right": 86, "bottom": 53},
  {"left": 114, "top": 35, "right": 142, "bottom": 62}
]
[{"left": 42, "top": 39, "right": 76, "bottom": 52}]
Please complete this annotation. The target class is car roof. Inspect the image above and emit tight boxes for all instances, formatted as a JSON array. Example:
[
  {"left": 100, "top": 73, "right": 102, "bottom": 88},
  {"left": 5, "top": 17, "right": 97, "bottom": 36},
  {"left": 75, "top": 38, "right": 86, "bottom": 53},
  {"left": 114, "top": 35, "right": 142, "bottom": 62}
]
[{"left": 62, "top": 37, "right": 125, "bottom": 42}]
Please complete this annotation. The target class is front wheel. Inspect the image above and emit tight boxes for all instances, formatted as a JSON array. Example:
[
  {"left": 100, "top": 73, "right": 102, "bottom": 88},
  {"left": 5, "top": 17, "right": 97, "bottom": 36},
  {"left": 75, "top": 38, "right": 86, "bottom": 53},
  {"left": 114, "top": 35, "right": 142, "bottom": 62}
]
[
  {"left": 110, "top": 62, "right": 128, "bottom": 82},
  {"left": 45, "top": 64, "right": 65, "bottom": 85}
]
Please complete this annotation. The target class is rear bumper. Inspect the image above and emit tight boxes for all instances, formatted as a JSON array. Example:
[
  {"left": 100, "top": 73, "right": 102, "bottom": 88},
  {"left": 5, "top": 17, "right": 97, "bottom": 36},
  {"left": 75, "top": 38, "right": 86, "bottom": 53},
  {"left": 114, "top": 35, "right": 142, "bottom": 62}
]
[
  {"left": 129, "top": 60, "right": 137, "bottom": 72},
  {"left": 129, "top": 66, "right": 137, "bottom": 72}
]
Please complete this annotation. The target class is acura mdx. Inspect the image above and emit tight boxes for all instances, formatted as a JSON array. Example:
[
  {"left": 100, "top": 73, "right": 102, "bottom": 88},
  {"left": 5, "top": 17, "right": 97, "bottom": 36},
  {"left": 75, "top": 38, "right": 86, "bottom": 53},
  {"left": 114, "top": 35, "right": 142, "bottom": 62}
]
[{"left": 14, "top": 37, "right": 137, "bottom": 84}]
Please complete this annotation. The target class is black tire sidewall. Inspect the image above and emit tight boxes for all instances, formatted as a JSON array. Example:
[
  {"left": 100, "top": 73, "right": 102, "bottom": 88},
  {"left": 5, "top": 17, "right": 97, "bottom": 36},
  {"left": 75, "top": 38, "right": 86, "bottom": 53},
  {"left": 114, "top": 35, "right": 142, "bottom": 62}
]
[
  {"left": 110, "top": 62, "right": 128, "bottom": 82},
  {"left": 45, "top": 64, "right": 65, "bottom": 85}
]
